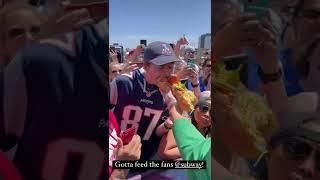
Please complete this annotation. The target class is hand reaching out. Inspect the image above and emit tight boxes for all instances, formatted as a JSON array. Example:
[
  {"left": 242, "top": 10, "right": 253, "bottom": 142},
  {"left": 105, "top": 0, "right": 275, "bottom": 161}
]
[
  {"left": 176, "top": 65, "right": 199, "bottom": 83},
  {"left": 254, "top": 15, "right": 280, "bottom": 73},
  {"left": 115, "top": 135, "right": 142, "bottom": 161},
  {"left": 122, "top": 63, "right": 139, "bottom": 74},
  {"left": 156, "top": 76, "right": 172, "bottom": 94},
  {"left": 177, "top": 36, "right": 189, "bottom": 46},
  {"left": 135, "top": 44, "right": 146, "bottom": 56},
  {"left": 110, "top": 49, "right": 118, "bottom": 63},
  {"left": 59, "top": 1, "right": 94, "bottom": 31},
  {"left": 213, "top": 13, "right": 261, "bottom": 60}
]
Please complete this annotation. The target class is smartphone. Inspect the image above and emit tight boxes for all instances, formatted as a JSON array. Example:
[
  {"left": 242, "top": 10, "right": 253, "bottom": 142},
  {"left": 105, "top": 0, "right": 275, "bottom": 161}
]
[
  {"left": 244, "top": 0, "right": 269, "bottom": 20},
  {"left": 187, "top": 59, "right": 196, "bottom": 65},
  {"left": 120, "top": 127, "right": 136, "bottom": 145},
  {"left": 222, "top": 54, "right": 249, "bottom": 87},
  {"left": 140, "top": 40, "right": 147, "bottom": 47}
]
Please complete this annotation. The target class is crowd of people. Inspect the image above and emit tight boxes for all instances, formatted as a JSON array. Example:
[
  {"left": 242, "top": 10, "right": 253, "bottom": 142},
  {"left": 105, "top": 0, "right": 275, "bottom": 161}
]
[
  {"left": 1, "top": 0, "right": 320, "bottom": 180},
  {"left": 108, "top": 37, "right": 212, "bottom": 179},
  {"left": 211, "top": 0, "right": 320, "bottom": 180}
]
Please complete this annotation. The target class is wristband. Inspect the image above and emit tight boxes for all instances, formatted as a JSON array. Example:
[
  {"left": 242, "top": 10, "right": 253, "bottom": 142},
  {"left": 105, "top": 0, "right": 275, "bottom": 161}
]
[{"left": 155, "top": 123, "right": 170, "bottom": 136}]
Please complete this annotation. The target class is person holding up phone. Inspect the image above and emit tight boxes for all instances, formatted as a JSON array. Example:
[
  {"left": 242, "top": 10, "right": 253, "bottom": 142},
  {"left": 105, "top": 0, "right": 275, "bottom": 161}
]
[
  {"left": 213, "top": 4, "right": 288, "bottom": 113},
  {"left": 4, "top": 1, "right": 108, "bottom": 179},
  {"left": 110, "top": 41, "right": 180, "bottom": 177},
  {"left": 128, "top": 44, "right": 145, "bottom": 63},
  {"left": 109, "top": 111, "right": 142, "bottom": 180},
  {"left": 37, "top": 0, "right": 107, "bottom": 38},
  {"left": 173, "top": 36, "right": 189, "bottom": 59}
]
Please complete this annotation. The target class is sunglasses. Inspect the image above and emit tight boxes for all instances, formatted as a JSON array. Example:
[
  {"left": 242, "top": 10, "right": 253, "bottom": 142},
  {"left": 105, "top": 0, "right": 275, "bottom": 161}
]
[
  {"left": 7, "top": 26, "right": 41, "bottom": 38},
  {"left": 280, "top": 137, "right": 320, "bottom": 170},
  {"left": 198, "top": 104, "right": 210, "bottom": 113}
]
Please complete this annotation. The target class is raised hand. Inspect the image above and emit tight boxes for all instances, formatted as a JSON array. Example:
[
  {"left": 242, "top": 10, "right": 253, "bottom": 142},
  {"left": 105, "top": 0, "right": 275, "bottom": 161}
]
[
  {"left": 59, "top": 1, "right": 94, "bottom": 31},
  {"left": 116, "top": 135, "right": 142, "bottom": 161},
  {"left": 110, "top": 49, "right": 118, "bottom": 62},
  {"left": 135, "top": 44, "right": 146, "bottom": 56},
  {"left": 254, "top": 14, "right": 280, "bottom": 73},
  {"left": 177, "top": 36, "right": 189, "bottom": 46},
  {"left": 122, "top": 63, "right": 139, "bottom": 74},
  {"left": 214, "top": 13, "right": 261, "bottom": 60}
]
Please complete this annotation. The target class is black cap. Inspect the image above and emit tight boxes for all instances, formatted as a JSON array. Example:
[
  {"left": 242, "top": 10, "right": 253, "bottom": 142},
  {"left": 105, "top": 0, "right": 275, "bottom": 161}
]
[{"left": 143, "top": 41, "right": 180, "bottom": 65}]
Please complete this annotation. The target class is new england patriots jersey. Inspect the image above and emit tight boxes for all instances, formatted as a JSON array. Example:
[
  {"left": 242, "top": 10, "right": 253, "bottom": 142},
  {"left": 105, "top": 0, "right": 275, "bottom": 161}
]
[
  {"left": 110, "top": 69, "right": 166, "bottom": 163},
  {"left": 4, "top": 20, "right": 107, "bottom": 180}
]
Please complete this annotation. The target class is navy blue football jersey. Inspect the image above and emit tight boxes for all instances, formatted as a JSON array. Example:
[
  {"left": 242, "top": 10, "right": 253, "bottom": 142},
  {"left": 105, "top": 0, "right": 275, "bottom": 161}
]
[
  {"left": 4, "top": 20, "right": 107, "bottom": 180},
  {"left": 110, "top": 69, "right": 166, "bottom": 163}
]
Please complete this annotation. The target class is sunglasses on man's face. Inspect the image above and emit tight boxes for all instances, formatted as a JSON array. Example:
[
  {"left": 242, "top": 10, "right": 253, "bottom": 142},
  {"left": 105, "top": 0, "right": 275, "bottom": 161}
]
[
  {"left": 280, "top": 137, "right": 320, "bottom": 170},
  {"left": 198, "top": 104, "right": 210, "bottom": 113}
]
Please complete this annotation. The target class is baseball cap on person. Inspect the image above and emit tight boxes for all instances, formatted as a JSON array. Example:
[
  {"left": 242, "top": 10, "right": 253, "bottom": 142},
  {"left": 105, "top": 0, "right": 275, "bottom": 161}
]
[
  {"left": 196, "top": 91, "right": 211, "bottom": 107},
  {"left": 143, "top": 41, "right": 179, "bottom": 65}
]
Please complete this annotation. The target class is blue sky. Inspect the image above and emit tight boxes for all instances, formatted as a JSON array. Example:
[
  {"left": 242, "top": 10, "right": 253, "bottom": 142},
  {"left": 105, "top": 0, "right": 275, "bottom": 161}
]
[{"left": 109, "top": 0, "right": 211, "bottom": 49}]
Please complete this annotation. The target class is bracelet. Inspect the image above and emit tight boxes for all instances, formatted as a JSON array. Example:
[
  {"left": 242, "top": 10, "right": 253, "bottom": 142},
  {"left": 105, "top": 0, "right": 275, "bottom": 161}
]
[{"left": 191, "top": 82, "right": 199, "bottom": 88}]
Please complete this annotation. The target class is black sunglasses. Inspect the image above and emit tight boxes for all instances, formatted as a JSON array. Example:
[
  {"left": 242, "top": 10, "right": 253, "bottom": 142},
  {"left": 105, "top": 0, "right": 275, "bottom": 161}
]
[
  {"left": 198, "top": 104, "right": 210, "bottom": 113},
  {"left": 281, "top": 137, "right": 320, "bottom": 170}
]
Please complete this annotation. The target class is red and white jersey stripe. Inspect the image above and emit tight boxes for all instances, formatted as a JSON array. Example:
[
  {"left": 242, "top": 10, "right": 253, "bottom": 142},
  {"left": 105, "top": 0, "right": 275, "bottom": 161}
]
[{"left": 108, "top": 111, "right": 120, "bottom": 175}]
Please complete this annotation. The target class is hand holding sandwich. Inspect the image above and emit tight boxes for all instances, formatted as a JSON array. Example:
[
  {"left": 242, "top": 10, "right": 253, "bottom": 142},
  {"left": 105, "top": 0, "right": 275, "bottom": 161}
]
[{"left": 156, "top": 75, "right": 197, "bottom": 112}]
